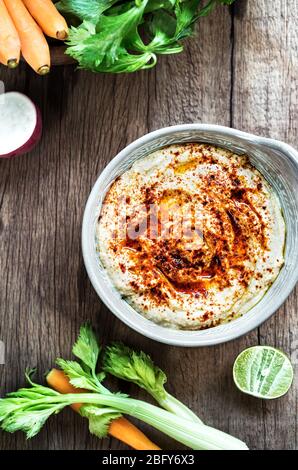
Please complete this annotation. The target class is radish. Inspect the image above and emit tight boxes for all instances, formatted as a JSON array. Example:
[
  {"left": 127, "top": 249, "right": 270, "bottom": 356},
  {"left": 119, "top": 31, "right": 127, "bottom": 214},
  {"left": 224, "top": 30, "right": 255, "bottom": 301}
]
[{"left": 0, "top": 91, "right": 42, "bottom": 159}]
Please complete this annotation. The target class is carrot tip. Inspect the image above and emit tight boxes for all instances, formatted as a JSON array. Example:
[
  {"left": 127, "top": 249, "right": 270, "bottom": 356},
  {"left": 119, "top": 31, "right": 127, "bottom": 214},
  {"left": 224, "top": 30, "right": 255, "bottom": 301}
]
[
  {"left": 7, "top": 59, "right": 19, "bottom": 69},
  {"left": 38, "top": 65, "right": 50, "bottom": 75},
  {"left": 56, "top": 30, "right": 68, "bottom": 40}
]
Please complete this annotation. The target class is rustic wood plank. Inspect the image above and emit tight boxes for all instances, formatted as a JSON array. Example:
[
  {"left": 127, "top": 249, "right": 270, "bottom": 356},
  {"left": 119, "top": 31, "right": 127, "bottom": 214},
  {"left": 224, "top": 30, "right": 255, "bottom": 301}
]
[{"left": 232, "top": 0, "right": 298, "bottom": 450}]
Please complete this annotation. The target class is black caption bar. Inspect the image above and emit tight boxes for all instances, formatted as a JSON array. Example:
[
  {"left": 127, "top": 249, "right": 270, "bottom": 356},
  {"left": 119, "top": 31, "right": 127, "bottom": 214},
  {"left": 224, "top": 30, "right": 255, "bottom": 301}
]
[{"left": 0, "top": 450, "right": 293, "bottom": 467}]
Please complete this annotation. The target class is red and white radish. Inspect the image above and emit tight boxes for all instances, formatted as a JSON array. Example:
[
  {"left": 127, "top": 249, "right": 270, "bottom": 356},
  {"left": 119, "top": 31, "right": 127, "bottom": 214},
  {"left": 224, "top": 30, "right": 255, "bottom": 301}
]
[{"left": 0, "top": 91, "right": 42, "bottom": 159}]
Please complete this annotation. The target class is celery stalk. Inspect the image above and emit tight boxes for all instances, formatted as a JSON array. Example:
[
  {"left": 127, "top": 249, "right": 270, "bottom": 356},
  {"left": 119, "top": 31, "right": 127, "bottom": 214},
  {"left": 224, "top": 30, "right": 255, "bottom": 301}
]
[{"left": 0, "top": 392, "right": 248, "bottom": 450}]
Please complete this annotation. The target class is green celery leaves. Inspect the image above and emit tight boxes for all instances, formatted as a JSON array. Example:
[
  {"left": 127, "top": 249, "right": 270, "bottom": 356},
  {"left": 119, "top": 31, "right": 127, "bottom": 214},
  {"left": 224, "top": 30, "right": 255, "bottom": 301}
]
[
  {"left": 104, "top": 343, "right": 167, "bottom": 401},
  {"left": 66, "top": 1, "right": 152, "bottom": 71},
  {"left": 56, "top": 0, "right": 119, "bottom": 24},
  {"left": 80, "top": 405, "right": 122, "bottom": 438},
  {"left": 59, "top": 0, "right": 236, "bottom": 73}
]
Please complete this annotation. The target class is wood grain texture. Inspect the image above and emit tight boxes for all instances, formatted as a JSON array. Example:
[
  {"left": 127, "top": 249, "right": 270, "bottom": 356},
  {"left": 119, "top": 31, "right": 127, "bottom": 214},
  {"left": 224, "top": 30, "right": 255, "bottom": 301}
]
[
  {"left": 0, "top": 0, "right": 297, "bottom": 450},
  {"left": 51, "top": 46, "right": 75, "bottom": 66},
  {"left": 232, "top": 0, "right": 298, "bottom": 450}
]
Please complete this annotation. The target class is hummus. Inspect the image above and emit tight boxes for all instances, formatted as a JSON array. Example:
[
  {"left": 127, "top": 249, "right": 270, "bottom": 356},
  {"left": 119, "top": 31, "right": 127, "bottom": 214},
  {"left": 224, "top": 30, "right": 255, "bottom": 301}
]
[{"left": 96, "top": 143, "right": 285, "bottom": 330}]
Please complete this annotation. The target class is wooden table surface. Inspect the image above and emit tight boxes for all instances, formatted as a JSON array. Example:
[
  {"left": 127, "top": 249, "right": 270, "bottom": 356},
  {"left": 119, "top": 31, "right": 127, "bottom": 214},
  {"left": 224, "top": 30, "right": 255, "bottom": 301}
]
[{"left": 0, "top": 0, "right": 297, "bottom": 451}]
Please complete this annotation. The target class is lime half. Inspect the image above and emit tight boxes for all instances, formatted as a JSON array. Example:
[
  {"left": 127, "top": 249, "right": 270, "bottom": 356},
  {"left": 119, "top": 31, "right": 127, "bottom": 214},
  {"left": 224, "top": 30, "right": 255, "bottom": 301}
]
[{"left": 233, "top": 346, "right": 294, "bottom": 399}]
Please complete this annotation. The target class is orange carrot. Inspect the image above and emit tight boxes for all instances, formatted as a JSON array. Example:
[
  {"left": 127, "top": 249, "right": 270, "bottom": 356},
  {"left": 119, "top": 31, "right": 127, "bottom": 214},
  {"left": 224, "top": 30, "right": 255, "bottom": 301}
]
[
  {"left": 22, "top": 0, "right": 69, "bottom": 40},
  {"left": 3, "top": 0, "right": 50, "bottom": 75},
  {"left": 46, "top": 369, "right": 161, "bottom": 450},
  {"left": 0, "top": 0, "right": 21, "bottom": 68}
]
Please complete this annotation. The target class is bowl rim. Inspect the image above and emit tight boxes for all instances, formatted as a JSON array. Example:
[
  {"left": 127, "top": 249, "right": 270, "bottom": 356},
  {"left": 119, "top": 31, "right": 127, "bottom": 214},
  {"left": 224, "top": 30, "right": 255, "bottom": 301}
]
[{"left": 82, "top": 124, "right": 298, "bottom": 347}]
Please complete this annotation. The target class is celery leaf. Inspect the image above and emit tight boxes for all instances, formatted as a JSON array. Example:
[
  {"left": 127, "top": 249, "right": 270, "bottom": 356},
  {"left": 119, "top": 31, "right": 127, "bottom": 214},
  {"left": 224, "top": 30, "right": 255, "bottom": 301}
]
[
  {"left": 72, "top": 323, "right": 101, "bottom": 371},
  {"left": 66, "top": 1, "right": 149, "bottom": 69},
  {"left": 56, "top": 0, "right": 118, "bottom": 24},
  {"left": 104, "top": 343, "right": 167, "bottom": 401},
  {"left": 56, "top": 358, "right": 101, "bottom": 392},
  {"left": 81, "top": 405, "right": 122, "bottom": 438}
]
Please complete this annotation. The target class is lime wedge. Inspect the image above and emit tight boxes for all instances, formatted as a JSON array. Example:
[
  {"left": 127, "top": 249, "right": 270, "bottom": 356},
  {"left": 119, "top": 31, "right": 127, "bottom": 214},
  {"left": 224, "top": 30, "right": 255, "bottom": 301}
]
[{"left": 233, "top": 346, "right": 293, "bottom": 399}]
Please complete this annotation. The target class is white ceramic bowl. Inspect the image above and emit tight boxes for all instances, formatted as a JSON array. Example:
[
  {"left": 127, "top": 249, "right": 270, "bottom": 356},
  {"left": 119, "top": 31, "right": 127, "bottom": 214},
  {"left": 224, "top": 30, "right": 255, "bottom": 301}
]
[{"left": 82, "top": 124, "right": 298, "bottom": 346}]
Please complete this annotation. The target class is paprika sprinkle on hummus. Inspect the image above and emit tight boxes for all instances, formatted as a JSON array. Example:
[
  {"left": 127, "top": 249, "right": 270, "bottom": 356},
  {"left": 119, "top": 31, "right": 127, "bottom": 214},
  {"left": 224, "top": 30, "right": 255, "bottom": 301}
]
[{"left": 96, "top": 143, "right": 285, "bottom": 330}]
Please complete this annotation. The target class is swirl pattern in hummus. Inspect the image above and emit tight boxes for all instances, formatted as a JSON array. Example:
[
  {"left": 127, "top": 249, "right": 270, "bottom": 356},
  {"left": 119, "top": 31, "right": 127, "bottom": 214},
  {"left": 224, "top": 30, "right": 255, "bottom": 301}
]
[{"left": 97, "top": 144, "right": 285, "bottom": 330}]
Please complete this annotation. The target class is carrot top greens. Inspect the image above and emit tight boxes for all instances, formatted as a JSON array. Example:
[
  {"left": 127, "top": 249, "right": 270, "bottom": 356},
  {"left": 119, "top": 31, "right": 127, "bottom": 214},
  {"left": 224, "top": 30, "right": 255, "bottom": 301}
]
[{"left": 55, "top": 0, "right": 235, "bottom": 72}]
